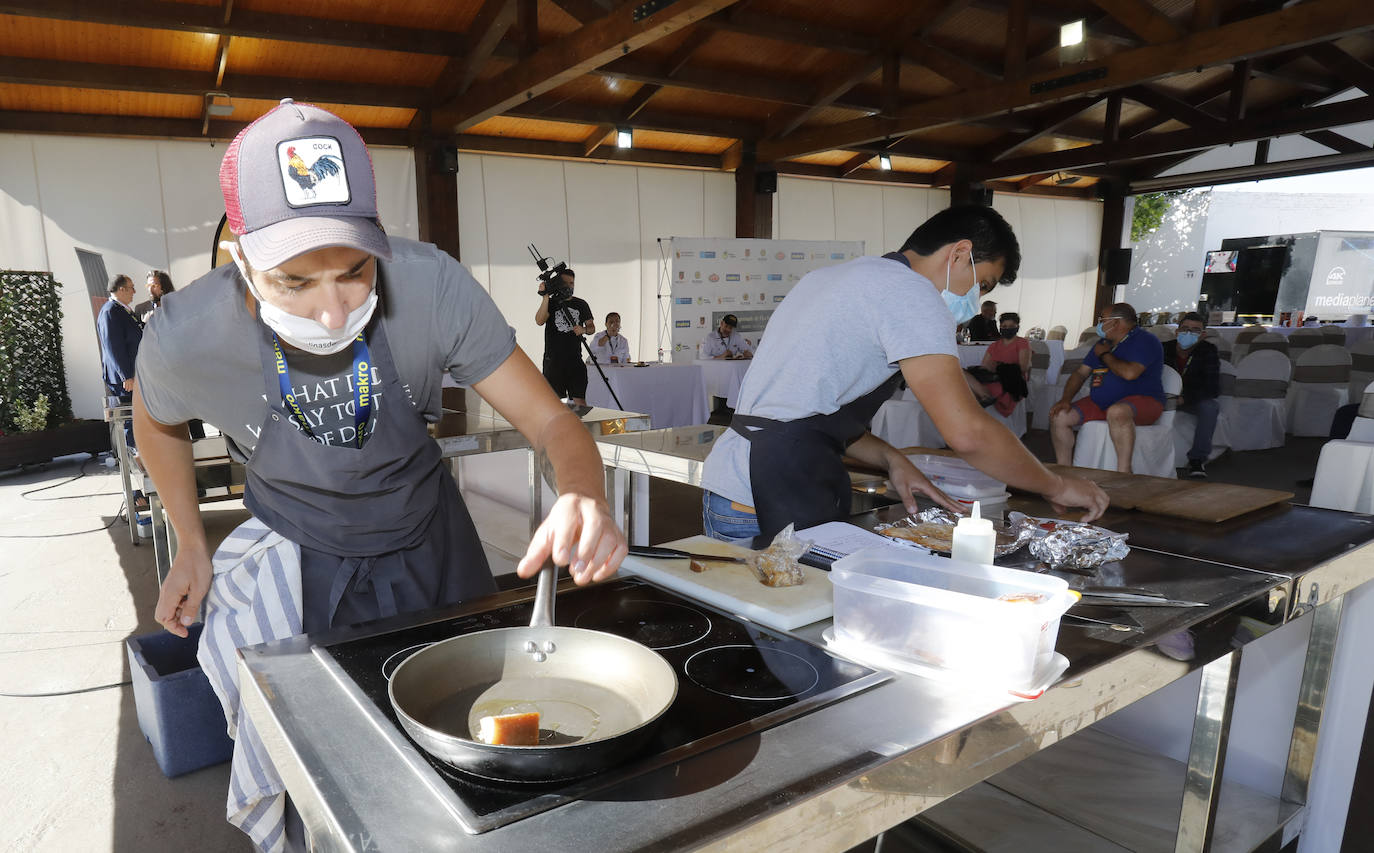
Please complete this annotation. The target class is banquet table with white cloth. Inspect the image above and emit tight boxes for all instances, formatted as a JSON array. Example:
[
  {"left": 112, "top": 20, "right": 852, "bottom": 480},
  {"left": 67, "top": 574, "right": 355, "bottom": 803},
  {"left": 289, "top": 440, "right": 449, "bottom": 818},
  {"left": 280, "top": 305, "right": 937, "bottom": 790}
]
[
  {"left": 695, "top": 358, "right": 752, "bottom": 409},
  {"left": 586, "top": 362, "right": 709, "bottom": 428}
]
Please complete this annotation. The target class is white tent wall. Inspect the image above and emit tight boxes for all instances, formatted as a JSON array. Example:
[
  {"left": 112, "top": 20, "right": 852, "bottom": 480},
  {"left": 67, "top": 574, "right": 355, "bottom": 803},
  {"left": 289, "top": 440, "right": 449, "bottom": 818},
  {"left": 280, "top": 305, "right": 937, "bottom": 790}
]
[
  {"left": 775, "top": 175, "right": 1102, "bottom": 336},
  {"left": 1128, "top": 188, "right": 1374, "bottom": 315},
  {"left": 1, "top": 136, "right": 1102, "bottom": 421},
  {"left": 0, "top": 133, "right": 418, "bottom": 421}
]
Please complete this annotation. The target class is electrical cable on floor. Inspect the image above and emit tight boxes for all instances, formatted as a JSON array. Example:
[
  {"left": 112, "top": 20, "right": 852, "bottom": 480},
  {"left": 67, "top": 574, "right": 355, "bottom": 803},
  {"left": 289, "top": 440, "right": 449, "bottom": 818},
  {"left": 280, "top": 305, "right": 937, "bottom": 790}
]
[
  {"left": 20, "top": 455, "right": 120, "bottom": 500},
  {"left": 0, "top": 680, "right": 132, "bottom": 698}
]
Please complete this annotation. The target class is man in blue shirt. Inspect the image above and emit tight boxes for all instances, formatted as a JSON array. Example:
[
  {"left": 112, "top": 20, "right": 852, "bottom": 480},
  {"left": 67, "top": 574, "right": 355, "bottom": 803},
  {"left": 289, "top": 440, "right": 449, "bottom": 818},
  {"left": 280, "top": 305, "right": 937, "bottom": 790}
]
[{"left": 1049, "top": 303, "right": 1164, "bottom": 473}]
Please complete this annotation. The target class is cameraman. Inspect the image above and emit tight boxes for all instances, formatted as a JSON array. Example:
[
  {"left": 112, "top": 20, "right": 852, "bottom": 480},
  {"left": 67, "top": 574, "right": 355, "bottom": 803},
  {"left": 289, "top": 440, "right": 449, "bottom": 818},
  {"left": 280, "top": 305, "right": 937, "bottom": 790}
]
[{"left": 535, "top": 267, "right": 595, "bottom": 405}]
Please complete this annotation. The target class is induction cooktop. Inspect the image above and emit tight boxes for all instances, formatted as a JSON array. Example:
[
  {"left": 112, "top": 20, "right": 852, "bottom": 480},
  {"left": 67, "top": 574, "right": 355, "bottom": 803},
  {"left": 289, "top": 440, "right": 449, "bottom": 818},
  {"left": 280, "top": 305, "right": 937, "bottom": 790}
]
[{"left": 315, "top": 576, "right": 887, "bottom": 833}]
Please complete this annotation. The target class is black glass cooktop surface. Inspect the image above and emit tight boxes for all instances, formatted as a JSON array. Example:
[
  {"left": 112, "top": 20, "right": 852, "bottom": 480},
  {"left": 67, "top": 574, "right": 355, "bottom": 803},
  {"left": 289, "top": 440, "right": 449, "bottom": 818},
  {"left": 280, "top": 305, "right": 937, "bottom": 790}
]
[{"left": 317, "top": 576, "right": 886, "bottom": 833}]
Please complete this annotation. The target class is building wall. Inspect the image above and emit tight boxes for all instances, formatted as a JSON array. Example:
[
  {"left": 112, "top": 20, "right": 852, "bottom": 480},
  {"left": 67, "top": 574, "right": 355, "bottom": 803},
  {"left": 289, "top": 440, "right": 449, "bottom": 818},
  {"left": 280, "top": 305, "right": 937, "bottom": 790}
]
[{"left": 0, "top": 135, "right": 1103, "bottom": 421}]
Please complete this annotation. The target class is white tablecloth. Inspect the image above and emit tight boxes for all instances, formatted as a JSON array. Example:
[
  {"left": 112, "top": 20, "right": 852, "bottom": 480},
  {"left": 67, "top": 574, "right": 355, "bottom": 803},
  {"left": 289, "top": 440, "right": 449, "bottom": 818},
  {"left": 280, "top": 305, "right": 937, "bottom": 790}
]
[
  {"left": 586, "top": 363, "right": 709, "bottom": 429},
  {"left": 696, "top": 358, "right": 752, "bottom": 409}
]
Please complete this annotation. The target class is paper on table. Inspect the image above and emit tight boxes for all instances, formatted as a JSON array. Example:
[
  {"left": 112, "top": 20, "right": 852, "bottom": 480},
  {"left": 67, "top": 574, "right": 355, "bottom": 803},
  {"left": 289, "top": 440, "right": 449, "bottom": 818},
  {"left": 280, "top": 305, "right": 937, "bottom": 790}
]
[{"left": 797, "top": 521, "right": 930, "bottom": 567}]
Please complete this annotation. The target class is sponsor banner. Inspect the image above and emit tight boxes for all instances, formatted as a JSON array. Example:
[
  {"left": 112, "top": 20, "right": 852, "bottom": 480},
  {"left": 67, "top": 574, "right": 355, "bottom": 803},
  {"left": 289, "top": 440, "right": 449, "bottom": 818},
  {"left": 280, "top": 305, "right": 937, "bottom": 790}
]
[{"left": 668, "top": 238, "right": 863, "bottom": 360}]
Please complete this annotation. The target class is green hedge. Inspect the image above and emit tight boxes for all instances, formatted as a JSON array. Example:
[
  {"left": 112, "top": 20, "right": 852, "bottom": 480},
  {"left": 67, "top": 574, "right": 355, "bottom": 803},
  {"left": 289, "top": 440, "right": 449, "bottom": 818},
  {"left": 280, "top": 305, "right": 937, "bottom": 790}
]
[{"left": 0, "top": 270, "right": 72, "bottom": 431}]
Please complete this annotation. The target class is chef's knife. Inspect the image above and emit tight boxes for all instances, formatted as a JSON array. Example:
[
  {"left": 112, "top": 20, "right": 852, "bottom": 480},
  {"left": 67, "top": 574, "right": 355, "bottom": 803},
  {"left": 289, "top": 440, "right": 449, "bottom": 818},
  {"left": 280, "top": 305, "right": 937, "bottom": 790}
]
[{"left": 627, "top": 545, "right": 749, "bottom": 564}]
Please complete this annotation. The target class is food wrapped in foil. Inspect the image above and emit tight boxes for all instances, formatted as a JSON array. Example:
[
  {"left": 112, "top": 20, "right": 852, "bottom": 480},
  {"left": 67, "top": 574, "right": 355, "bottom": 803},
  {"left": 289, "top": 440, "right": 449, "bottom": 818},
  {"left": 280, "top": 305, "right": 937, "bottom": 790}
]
[
  {"left": 875, "top": 507, "right": 1036, "bottom": 558},
  {"left": 1006, "top": 511, "right": 1130, "bottom": 572}
]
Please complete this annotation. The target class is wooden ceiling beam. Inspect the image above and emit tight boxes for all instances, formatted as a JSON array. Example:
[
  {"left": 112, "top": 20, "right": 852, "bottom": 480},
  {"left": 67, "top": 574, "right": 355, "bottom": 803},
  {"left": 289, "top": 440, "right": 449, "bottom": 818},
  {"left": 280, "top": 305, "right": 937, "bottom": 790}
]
[
  {"left": 1192, "top": 0, "right": 1219, "bottom": 32},
  {"left": 758, "top": 0, "right": 1374, "bottom": 162},
  {"left": 0, "top": 56, "right": 429, "bottom": 109},
  {"left": 456, "top": 132, "right": 722, "bottom": 168},
  {"left": 1306, "top": 41, "right": 1374, "bottom": 94},
  {"left": 1124, "top": 84, "right": 1225, "bottom": 128},
  {"left": 584, "top": 26, "right": 713, "bottom": 156},
  {"left": 1086, "top": 0, "right": 1184, "bottom": 44},
  {"left": 1302, "top": 129, "right": 1370, "bottom": 153},
  {"left": 517, "top": 0, "right": 539, "bottom": 57},
  {"left": 433, "top": 0, "right": 742, "bottom": 133},
  {"left": 969, "top": 0, "right": 1141, "bottom": 47},
  {"left": 0, "top": 0, "right": 467, "bottom": 56},
  {"left": 439, "top": 0, "right": 519, "bottom": 102},
  {"left": 0, "top": 109, "right": 412, "bottom": 145},
  {"left": 904, "top": 39, "right": 1002, "bottom": 91},
  {"left": 980, "top": 95, "right": 1104, "bottom": 160},
  {"left": 506, "top": 101, "right": 761, "bottom": 140},
  {"left": 975, "top": 93, "right": 1374, "bottom": 179},
  {"left": 600, "top": 57, "right": 875, "bottom": 111},
  {"left": 1005, "top": 0, "right": 1028, "bottom": 81},
  {"left": 547, "top": 0, "right": 611, "bottom": 25}
]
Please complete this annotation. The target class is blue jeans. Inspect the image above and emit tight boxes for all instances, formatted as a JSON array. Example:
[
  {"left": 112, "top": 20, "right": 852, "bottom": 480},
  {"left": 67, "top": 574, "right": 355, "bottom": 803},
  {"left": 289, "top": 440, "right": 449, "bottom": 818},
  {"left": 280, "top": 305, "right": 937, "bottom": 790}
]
[
  {"left": 1180, "top": 398, "right": 1220, "bottom": 463},
  {"left": 701, "top": 491, "right": 760, "bottom": 545}
]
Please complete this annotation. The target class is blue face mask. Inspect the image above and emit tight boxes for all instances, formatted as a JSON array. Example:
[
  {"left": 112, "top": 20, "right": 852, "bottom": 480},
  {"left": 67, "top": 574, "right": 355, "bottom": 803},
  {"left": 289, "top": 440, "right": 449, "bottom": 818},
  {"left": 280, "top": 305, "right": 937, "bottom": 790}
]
[
  {"left": 1095, "top": 318, "right": 1116, "bottom": 338},
  {"left": 943, "top": 250, "right": 981, "bottom": 325},
  {"left": 1177, "top": 331, "right": 1201, "bottom": 349}
]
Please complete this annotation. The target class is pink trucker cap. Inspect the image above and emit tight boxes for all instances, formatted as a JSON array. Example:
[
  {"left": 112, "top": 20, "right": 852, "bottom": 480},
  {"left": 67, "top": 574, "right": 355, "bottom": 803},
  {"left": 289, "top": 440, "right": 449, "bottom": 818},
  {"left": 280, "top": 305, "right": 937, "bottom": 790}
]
[{"left": 219, "top": 98, "right": 391, "bottom": 269}]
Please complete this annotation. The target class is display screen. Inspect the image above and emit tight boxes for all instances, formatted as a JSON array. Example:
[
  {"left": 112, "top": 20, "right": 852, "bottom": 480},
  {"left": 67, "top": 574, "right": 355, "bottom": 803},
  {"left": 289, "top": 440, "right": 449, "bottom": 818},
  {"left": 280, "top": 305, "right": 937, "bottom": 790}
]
[{"left": 1204, "top": 250, "right": 1238, "bottom": 273}]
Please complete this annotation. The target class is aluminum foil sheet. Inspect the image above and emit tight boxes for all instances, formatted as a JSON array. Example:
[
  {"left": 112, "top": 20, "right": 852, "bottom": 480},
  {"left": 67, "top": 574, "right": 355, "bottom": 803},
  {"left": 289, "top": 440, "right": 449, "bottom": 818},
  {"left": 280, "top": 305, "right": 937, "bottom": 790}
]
[{"left": 1006, "top": 511, "right": 1130, "bottom": 572}]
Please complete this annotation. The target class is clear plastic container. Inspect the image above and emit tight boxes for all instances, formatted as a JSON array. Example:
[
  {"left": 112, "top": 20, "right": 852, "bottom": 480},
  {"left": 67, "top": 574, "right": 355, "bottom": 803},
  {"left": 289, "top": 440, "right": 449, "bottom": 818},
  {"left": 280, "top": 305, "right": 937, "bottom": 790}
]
[
  {"left": 830, "top": 547, "right": 1073, "bottom": 691},
  {"left": 906, "top": 454, "right": 1009, "bottom": 506}
]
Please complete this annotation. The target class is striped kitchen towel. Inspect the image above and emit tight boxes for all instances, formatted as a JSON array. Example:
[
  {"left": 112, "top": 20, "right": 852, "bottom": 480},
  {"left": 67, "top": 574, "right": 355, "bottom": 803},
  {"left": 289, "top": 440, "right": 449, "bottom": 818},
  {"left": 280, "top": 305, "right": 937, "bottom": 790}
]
[{"left": 196, "top": 516, "right": 302, "bottom": 853}]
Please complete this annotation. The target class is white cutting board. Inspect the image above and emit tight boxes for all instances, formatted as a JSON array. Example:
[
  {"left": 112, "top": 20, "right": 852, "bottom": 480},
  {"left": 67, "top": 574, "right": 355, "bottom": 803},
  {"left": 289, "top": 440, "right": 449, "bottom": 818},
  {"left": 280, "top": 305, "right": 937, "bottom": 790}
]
[{"left": 619, "top": 535, "right": 833, "bottom": 631}]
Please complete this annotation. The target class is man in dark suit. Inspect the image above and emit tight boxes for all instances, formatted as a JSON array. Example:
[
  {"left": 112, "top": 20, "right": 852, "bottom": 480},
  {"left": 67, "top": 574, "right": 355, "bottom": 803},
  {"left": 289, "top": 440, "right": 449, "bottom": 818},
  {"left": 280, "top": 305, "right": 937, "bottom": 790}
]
[
  {"left": 1162, "top": 312, "right": 1221, "bottom": 478},
  {"left": 98, "top": 274, "right": 144, "bottom": 450}
]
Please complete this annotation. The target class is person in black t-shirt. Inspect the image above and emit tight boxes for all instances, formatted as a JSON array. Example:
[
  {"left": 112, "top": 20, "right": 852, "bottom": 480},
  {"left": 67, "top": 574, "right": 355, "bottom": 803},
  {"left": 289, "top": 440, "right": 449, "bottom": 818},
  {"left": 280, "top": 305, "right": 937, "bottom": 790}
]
[
  {"left": 535, "top": 267, "right": 595, "bottom": 404},
  {"left": 965, "top": 300, "right": 999, "bottom": 341}
]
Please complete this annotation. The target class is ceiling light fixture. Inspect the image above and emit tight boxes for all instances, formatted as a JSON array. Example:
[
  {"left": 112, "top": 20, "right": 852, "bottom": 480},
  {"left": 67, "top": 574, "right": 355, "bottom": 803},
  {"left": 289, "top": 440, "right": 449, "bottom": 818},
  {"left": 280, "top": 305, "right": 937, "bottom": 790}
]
[
  {"left": 616, "top": 127, "right": 633, "bottom": 149},
  {"left": 1053, "top": 172, "right": 1082, "bottom": 185},
  {"left": 204, "top": 92, "right": 234, "bottom": 117},
  {"left": 1060, "top": 19, "right": 1085, "bottom": 48},
  {"left": 879, "top": 153, "right": 892, "bottom": 171}
]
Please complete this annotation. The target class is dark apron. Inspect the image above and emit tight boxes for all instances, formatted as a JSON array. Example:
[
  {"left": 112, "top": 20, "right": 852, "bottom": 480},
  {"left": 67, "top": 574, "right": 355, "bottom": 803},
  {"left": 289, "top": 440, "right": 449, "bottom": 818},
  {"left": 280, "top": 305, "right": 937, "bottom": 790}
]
[
  {"left": 243, "top": 309, "right": 493, "bottom": 633},
  {"left": 729, "top": 253, "right": 911, "bottom": 548}
]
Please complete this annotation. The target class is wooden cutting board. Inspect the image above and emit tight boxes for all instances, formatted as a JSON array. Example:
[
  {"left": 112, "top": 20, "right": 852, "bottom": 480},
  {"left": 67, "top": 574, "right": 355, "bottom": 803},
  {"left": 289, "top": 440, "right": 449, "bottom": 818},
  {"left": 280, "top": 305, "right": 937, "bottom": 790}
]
[
  {"left": 618, "top": 535, "right": 832, "bottom": 631},
  {"left": 1045, "top": 464, "right": 1292, "bottom": 522}
]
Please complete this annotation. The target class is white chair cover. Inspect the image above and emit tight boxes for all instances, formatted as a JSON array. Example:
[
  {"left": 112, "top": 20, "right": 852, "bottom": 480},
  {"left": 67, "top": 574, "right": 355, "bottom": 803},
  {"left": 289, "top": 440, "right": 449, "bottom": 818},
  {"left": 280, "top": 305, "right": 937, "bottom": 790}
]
[
  {"left": 871, "top": 393, "right": 945, "bottom": 450},
  {"left": 1286, "top": 344, "right": 1351, "bottom": 437},
  {"left": 1078, "top": 329, "right": 1099, "bottom": 345},
  {"left": 1072, "top": 366, "right": 1183, "bottom": 478},
  {"left": 1348, "top": 340, "right": 1374, "bottom": 408},
  {"left": 1225, "top": 350, "right": 1290, "bottom": 451},
  {"left": 1204, "top": 329, "right": 1234, "bottom": 363},
  {"left": 1286, "top": 327, "right": 1325, "bottom": 362},
  {"left": 1349, "top": 382, "right": 1374, "bottom": 443},
  {"left": 1231, "top": 325, "right": 1267, "bottom": 363},
  {"left": 1173, "top": 360, "right": 1235, "bottom": 466},
  {"left": 1320, "top": 325, "right": 1347, "bottom": 346},
  {"left": 1033, "top": 344, "right": 1091, "bottom": 430},
  {"left": 1047, "top": 325, "right": 1067, "bottom": 341},
  {"left": 1026, "top": 340, "right": 1056, "bottom": 431},
  {"left": 1311, "top": 434, "right": 1374, "bottom": 514},
  {"left": 1246, "top": 332, "right": 1289, "bottom": 359}
]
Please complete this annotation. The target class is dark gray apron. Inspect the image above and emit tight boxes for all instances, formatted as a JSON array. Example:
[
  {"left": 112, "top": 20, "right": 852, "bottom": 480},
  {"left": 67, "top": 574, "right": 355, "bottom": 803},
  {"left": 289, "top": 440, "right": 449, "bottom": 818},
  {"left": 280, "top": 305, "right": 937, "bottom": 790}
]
[
  {"left": 243, "top": 307, "right": 493, "bottom": 634},
  {"left": 728, "top": 252, "right": 910, "bottom": 547}
]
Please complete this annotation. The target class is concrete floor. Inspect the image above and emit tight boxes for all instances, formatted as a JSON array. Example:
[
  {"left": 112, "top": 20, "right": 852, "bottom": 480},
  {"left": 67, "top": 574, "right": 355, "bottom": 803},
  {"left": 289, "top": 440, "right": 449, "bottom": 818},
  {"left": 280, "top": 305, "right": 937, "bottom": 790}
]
[{"left": 0, "top": 430, "right": 1328, "bottom": 852}]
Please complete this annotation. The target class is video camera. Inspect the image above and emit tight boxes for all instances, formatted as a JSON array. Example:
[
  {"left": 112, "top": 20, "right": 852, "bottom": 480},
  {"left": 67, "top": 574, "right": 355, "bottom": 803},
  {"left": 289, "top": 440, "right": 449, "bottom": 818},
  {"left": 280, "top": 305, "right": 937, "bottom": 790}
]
[{"left": 529, "top": 244, "right": 573, "bottom": 303}]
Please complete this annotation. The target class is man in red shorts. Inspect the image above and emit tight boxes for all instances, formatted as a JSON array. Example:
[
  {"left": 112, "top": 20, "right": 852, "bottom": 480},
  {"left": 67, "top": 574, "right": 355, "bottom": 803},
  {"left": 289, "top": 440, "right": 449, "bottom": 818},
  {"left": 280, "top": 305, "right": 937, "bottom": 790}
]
[{"left": 1049, "top": 303, "right": 1164, "bottom": 473}]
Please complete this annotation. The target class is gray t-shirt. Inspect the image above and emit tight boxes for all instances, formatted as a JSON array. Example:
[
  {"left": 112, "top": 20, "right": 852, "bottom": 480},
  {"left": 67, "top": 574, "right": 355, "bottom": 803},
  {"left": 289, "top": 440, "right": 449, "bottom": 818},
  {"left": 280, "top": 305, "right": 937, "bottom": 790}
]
[
  {"left": 138, "top": 237, "right": 517, "bottom": 458},
  {"left": 700, "top": 254, "right": 958, "bottom": 505}
]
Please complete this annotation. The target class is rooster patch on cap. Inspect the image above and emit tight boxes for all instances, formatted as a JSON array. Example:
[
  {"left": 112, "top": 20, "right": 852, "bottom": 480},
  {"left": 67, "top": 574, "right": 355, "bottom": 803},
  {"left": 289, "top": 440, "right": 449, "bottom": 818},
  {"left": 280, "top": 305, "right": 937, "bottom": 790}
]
[{"left": 276, "top": 136, "right": 351, "bottom": 207}]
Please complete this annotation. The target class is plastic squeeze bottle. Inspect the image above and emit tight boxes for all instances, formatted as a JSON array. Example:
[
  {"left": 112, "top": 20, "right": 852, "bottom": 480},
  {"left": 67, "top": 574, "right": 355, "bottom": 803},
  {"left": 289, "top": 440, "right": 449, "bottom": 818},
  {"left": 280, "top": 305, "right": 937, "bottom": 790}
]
[{"left": 950, "top": 501, "right": 995, "bottom": 565}]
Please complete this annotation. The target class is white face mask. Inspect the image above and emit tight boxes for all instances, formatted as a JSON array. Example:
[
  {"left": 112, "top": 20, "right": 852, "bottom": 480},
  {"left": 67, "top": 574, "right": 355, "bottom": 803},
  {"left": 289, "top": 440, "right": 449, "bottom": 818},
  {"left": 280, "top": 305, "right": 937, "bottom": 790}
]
[{"left": 222, "top": 242, "right": 378, "bottom": 355}]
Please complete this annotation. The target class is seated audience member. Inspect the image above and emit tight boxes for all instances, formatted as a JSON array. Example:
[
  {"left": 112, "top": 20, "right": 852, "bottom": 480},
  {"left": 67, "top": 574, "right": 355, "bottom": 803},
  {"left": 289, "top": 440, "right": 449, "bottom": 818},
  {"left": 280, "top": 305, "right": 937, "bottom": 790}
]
[
  {"left": 702, "top": 314, "right": 753, "bottom": 359},
  {"left": 1163, "top": 313, "right": 1220, "bottom": 478},
  {"left": 1050, "top": 303, "right": 1165, "bottom": 474},
  {"left": 965, "top": 300, "right": 999, "bottom": 342},
  {"left": 590, "top": 312, "right": 631, "bottom": 364},
  {"left": 963, "top": 312, "right": 1030, "bottom": 416},
  {"left": 1303, "top": 315, "right": 1321, "bottom": 327}
]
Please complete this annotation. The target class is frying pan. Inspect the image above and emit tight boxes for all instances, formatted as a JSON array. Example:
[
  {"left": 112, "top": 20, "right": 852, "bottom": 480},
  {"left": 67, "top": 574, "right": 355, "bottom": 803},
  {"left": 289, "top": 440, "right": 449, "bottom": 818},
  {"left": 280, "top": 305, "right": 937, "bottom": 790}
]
[{"left": 388, "top": 566, "right": 678, "bottom": 783}]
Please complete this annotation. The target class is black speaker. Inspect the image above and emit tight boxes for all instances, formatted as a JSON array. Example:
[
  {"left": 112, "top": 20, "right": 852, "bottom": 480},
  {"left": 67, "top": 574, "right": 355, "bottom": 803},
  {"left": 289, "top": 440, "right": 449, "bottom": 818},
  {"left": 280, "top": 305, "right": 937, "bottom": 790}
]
[
  {"left": 438, "top": 143, "right": 459, "bottom": 174},
  {"left": 1105, "top": 247, "right": 1132, "bottom": 286},
  {"left": 755, "top": 170, "right": 777, "bottom": 194}
]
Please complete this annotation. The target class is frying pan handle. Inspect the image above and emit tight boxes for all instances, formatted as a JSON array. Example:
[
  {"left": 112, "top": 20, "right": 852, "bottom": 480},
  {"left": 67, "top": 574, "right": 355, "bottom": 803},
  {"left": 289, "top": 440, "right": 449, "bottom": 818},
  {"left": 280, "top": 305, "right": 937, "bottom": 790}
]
[{"left": 531, "top": 564, "right": 557, "bottom": 629}]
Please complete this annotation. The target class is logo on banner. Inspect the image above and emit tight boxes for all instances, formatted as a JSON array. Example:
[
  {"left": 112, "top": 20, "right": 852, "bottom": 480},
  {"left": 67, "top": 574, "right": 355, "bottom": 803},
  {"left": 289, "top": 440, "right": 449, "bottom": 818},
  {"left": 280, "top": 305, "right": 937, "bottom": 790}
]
[
  {"left": 742, "top": 293, "right": 750, "bottom": 303},
  {"left": 674, "top": 320, "right": 690, "bottom": 328},
  {"left": 746, "top": 274, "right": 761, "bottom": 281},
  {"left": 830, "top": 252, "right": 846, "bottom": 259},
  {"left": 677, "top": 251, "right": 695, "bottom": 258},
  {"left": 675, "top": 297, "right": 692, "bottom": 305},
  {"left": 700, "top": 251, "right": 716, "bottom": 259},
  {"left": 773, "top": 295, "right": 785, "bottom": 302},
  {"left": 694, "top": 271, "right": 701, "bottom": 280},
  {"left": 677, "top": 271, "right": 684, "bottom": 280},
  {"left": 791, "top": 252, "right": 806, "bottom": 260},
  {"left": 812, "top": 253, "right": 825, "bottom": 259},
  {"left": 767, "top": 274, "right": 782, "bottom": 281},
  {"left": 1326, "top": 266, "right": 1347, "bottom": 287},
  {"left": 722, "top": 250, "right": 737, "bottom": 259},
  {"left": 725, "top": 274, "right": 740, "bottom": 282},
  {"left": 697, "top": 297, "right": 711, "bottom": 304},
  {"left": 698, "top": 316, "right": 707, "bottom": 326},
  {"left": 759, "top": 293, "right": 766, "bottom": 302},
  {"left": 775, "top": 252, "right": 785, "bottom": 260},
  {"left": 719, "top": 296, "right": 736, "bottom": 303},
  {"left": 744, "top": 249, "right": 752, "bottom": 257},
  {"left": 709, "top": 273, "right": 720, "bottom": 282}
]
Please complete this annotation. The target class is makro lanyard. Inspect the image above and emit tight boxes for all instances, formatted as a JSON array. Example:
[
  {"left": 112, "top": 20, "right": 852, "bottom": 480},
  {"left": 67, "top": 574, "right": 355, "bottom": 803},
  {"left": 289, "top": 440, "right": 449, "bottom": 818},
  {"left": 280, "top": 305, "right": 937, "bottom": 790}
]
[{"left": 272, "top": 333, "right": 372, "bottom": 448}]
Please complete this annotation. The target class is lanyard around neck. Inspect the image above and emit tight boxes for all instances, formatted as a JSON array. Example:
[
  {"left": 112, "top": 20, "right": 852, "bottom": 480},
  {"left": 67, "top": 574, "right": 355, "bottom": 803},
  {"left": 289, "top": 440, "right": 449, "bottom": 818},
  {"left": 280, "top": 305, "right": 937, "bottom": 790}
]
[{"left": 272, "top": 333, "right": 372, "bottom": 448}]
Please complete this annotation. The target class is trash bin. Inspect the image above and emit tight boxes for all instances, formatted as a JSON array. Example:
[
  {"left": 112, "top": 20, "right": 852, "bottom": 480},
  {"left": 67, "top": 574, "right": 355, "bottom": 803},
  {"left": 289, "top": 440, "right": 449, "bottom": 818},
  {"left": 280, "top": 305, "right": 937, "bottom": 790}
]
[{"left": 126, "top": 624, "right": 234, "bottom": 777}]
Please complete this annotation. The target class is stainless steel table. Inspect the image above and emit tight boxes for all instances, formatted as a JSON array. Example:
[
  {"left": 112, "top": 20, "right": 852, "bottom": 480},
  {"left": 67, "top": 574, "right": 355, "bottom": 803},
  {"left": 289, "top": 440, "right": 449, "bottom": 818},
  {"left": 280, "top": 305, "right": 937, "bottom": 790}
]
[
  {"left": 596, "top": 425, "right": 722, "bottom": 544},
  {"left": 236, "top": 498, "right": 1374, "bottom": 852},
  {"left": 102, "top": 399, "right": 139, "bottom": 545}
]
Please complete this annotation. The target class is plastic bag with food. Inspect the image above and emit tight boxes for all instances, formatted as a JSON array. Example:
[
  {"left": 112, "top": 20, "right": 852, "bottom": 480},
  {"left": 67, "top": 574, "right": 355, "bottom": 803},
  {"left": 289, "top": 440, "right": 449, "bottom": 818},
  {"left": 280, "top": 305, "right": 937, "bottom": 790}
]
[{"left": 748, "top": 523, "right": 810, "bottom": 587}]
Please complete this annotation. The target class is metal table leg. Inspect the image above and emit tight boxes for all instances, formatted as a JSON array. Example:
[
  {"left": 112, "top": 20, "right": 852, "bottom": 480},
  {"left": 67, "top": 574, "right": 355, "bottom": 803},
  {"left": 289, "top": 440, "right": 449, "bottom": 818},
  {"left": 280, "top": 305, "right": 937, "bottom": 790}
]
[
  {"left": 149, "top": 491, "right": 172, "bottom": 586},
  {"left": 630, "top": 471, "right": 649, "bottom": 545},
  {"left": 528, "top": 448, "right": 544, "bottom": 539},
  {"left": 111, "top": 415, "right": 137, "bottom": 546},
  {"left": 1175, "top": 648, "right": 1243, "bottom": 852},
  {"left": 1280, "top": 597, "right": 1346, "bottom": 829}
]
